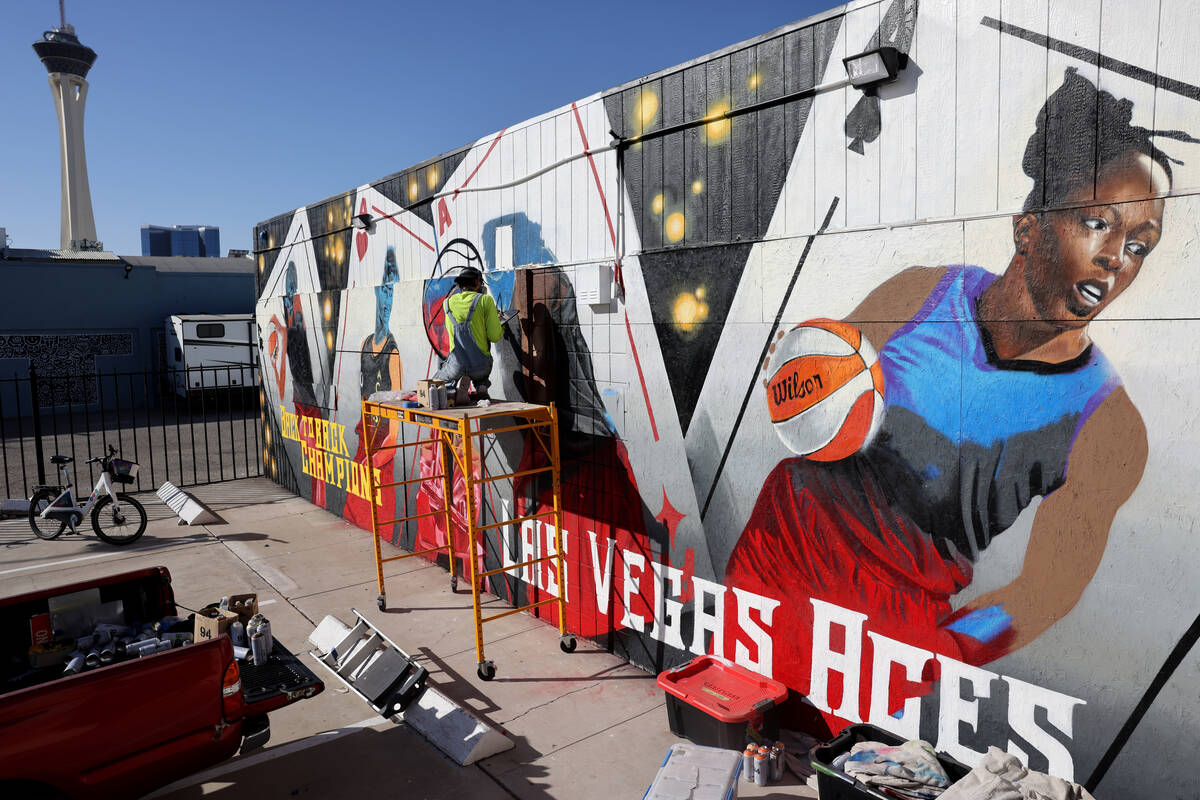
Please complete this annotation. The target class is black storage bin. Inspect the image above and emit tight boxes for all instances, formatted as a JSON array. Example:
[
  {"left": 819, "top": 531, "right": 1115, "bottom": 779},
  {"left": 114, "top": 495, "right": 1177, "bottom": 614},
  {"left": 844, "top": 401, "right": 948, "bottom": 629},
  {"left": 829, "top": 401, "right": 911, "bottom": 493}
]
[
  {"left": 657, "top": 655, "right": 789, "bottom": 750},
  {"left": 809, "top": 722, "right": 970, "bottom": 800}
]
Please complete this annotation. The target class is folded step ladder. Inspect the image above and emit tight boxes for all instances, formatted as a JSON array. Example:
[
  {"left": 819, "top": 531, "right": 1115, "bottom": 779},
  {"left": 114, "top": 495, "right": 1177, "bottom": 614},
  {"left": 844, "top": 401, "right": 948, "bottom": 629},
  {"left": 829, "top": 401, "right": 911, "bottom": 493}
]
[{"left": 307, "top": 609, "right": 428, "bottom": 716}]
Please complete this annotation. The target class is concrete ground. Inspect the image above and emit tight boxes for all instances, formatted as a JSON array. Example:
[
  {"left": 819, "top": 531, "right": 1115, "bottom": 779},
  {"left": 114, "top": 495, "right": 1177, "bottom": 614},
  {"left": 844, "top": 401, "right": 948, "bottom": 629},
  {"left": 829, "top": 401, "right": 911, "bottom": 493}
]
[{"left": 0, "top": 478, "right": 818, "bottom": 799}]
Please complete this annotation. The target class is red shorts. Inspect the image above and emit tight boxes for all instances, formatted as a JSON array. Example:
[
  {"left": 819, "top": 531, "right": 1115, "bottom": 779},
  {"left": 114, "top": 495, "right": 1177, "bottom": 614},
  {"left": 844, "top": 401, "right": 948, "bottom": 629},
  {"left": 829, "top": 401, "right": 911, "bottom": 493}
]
[{"left": 723, "top": 457, "right": 974, "bottom": 730}]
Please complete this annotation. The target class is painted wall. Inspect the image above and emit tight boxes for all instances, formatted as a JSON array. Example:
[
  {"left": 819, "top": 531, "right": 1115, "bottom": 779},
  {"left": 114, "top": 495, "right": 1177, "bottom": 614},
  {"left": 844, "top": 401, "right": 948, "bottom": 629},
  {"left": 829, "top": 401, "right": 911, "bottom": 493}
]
[{"left": 254, "top": 1, "right": 1200, "bottom": 794}]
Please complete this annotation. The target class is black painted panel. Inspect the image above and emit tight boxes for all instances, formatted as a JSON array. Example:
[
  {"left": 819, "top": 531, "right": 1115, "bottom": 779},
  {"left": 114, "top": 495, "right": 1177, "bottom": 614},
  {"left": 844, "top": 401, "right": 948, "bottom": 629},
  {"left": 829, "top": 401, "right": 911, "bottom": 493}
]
[{"left": 683, "top": 64, "right": 709, "bottom": 246}]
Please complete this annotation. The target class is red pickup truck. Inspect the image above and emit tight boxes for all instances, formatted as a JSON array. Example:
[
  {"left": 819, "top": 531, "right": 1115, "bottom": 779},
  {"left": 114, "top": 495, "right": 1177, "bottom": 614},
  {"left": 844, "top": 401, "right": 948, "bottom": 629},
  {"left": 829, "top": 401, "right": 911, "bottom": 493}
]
[{"left": 0, "top": 567, "right": 323, "bottom": 799}]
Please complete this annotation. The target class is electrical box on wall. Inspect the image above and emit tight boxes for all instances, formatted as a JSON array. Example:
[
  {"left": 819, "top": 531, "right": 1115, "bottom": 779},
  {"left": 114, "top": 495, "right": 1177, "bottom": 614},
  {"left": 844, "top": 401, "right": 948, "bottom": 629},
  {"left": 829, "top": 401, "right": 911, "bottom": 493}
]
[{"left": 576, "top": 263, "right": 613, "bottom": 306}]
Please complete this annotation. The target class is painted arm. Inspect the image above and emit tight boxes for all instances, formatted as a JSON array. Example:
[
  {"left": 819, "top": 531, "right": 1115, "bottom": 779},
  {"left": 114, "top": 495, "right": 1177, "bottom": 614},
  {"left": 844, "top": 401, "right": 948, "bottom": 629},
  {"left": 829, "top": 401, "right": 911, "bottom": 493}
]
[
  {"left": 761, "top": 266, "right": 945, "bottom": 386},
  {"left": 267, "top": 314, "right": 288, "bottom": 400},
  {"left": 843, "top": 266, "right": 947, "bottom": 353},
  {"left": 943, "top": 388, "right": 1148, "bottom": 663}
]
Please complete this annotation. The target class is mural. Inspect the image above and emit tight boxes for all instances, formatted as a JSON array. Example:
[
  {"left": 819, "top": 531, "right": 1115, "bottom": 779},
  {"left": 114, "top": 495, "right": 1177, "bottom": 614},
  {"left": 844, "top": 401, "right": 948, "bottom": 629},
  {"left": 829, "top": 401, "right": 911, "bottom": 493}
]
[{"left": 255, "top": 1, "right": 1200, "bottom": 794}]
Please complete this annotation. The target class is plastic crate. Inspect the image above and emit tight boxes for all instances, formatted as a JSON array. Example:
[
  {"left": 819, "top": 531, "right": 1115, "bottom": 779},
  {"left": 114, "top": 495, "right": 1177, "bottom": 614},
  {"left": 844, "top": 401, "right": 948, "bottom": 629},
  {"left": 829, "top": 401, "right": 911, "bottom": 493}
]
[
  {"left": 642, "top": 742, "right": 742, "bottom": 800},
  {"left": 657, "top": 655, "right": 788, "bottom": 750},
  {"left": 809, "top": 723, "right": 970, "bottom": 800},
  {"left": 109, "top": 459, "right": 139, "bottom": 485}
]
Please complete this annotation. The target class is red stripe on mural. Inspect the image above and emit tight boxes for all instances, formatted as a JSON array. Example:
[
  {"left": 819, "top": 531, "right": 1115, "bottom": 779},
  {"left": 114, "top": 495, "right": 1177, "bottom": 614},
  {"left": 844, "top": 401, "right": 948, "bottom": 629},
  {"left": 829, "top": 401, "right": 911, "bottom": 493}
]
[
  {"left": 570, "top": 102, "right": 618, "bottom": 252},
  {"left": 625, "top": 312, "right": 660, "bottom": 442},
  {"left": 371, "top": 205, "right": 436, "bottom": 252},
  {"left": 453, "top": 129, "right": 507, "bottom": 200},
  {"left": 571, "top": 101, "right": 656, "bottom": 441}
]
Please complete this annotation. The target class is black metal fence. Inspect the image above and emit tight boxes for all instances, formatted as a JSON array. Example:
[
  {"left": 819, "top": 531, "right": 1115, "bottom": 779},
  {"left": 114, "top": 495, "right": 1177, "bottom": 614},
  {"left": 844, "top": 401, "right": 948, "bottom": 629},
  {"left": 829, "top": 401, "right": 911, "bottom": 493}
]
[{"left": 0, "top": 365, "right": 263, "bottom": 500}]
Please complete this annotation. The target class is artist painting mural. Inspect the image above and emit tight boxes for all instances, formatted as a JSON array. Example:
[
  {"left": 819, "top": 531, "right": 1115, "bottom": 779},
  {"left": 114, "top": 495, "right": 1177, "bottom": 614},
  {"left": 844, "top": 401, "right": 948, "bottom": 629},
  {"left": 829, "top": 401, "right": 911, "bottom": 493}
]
[{"left": 255, "top": 2, "right": 1200, "bottom": 794}]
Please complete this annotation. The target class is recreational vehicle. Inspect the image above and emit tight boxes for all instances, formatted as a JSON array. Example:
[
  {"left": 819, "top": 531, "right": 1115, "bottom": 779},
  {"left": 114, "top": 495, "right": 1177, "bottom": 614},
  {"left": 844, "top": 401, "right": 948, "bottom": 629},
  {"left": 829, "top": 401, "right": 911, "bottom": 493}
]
[{"left": 164, "top": 314, "right": 257, "bottom": 397}]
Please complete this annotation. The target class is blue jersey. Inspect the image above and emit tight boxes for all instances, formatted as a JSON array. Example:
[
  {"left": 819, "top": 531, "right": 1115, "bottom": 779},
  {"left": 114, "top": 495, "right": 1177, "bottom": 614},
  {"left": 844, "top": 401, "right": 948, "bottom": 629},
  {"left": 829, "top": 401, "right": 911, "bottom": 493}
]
[{"left": 866, "top": 265, "right": 1121, "bottom": 562}]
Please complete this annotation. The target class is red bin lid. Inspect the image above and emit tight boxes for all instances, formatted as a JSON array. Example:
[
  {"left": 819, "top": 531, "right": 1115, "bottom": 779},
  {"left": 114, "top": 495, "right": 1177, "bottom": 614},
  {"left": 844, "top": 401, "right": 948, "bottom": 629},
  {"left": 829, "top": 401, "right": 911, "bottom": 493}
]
[{"left": 656, "top": 655, "right": 788, "bottom": 723}]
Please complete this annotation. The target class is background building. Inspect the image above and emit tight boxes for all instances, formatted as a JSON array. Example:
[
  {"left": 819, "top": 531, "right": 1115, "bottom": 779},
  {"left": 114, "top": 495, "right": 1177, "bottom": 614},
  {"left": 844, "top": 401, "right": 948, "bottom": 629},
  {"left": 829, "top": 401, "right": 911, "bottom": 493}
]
[
  {"left": 140, "top": 224, "right": 221, "bottom": 258},
  {"left": 0, "top": 247, "right": 254, "bottom": 401},
  {"left": 255, "top": 2, "right": 1200, "bottom": 795}
]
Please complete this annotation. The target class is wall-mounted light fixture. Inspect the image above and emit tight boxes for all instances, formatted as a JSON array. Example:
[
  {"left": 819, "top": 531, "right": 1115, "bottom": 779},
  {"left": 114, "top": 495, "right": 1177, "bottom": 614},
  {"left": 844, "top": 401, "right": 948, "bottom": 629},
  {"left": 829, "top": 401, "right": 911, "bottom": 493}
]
[
  {"left": 843, "top": 46, "right": 907, "bottom": 95},
  {"left": 351, "top": 213, "right": 372, "bottom": 230}
]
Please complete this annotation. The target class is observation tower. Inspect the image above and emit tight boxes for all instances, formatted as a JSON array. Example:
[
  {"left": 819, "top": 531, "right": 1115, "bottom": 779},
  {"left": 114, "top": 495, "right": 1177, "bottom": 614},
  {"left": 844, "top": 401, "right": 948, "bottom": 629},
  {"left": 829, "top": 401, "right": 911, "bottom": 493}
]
[{"left": 32, "top": 2, "right": 101, "bottom": 251}]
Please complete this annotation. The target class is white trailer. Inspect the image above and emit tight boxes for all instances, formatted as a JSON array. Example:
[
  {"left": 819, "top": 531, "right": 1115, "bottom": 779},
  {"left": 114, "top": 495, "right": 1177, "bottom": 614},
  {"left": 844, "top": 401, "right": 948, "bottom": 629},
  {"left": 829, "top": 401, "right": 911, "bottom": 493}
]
[{"left": 165, "top": 314, "right": 258, "bottom": 397}]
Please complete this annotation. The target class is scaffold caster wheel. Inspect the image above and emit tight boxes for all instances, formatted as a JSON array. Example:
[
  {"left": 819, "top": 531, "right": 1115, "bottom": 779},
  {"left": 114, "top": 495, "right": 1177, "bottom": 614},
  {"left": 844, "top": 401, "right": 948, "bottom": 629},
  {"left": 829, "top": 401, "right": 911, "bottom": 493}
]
[
  {"left": 477, "top": 660, "right": 496, "bottom": 681},
  {"left": 559, "top": 634, "right": 577, "bottom": 653},
  {"left": 450, "top": 575, "right": 458, "bottom": 592},
  {"left": 376, "top": 595, "right": 386, "bottom": 611}
]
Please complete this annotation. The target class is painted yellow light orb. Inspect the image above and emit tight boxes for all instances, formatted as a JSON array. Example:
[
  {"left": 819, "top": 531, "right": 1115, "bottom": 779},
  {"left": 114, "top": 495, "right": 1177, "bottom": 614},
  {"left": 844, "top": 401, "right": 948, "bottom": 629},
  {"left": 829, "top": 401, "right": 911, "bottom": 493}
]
[
  {"left": 323, "top": 297, "right": 332, "bottom": 321},
  {"left": 705, "top": 101, "right": 731, "bottom": 142},
  {"left": 635, "top": 90, "right": 659, "bottom": 130},
  {"left": 695, "top": 285, "right": 706, "bottom": 300},
  {"left": 427, "top": 168, "right": 439, "bottom": 189},
  {"left": 408, "top": 180, "right": 419, "bottom": 201},
  {"left": 665, "top": 212, "right": 686, "bottom": 242},
  {"left": 651, "top": 193, "right": 664, "bottom": 215},
  {"left": 692, "top": 180, "right": 704, "bottom": 195},
  {"left": 672, "top": 289, "right": 710, "bottom": 335},
  {"left": 748, "top": 73, "right": 761, "bottom": 89},
  {"left": 325, "top": 330, "right": 334, "bottom": 349}
]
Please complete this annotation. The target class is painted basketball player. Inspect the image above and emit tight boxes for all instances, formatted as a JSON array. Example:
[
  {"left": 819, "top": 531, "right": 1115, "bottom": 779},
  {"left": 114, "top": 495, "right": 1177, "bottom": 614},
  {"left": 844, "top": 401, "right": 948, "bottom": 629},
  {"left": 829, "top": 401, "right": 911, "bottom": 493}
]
[{"left": 725, "top": 69, "right": 1196, "bottom": 724}]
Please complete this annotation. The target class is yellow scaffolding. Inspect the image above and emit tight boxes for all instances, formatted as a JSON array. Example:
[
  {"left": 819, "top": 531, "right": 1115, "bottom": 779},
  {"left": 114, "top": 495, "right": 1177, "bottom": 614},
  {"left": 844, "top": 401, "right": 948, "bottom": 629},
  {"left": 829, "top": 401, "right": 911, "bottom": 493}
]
[{"left": 360, "top": 398, "right": 575, "bottom": 680}]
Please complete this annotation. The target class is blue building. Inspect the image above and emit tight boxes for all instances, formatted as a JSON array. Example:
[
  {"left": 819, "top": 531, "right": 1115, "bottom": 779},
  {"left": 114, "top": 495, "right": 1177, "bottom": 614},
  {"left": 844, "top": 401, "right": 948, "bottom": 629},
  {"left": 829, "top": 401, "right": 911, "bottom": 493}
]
[{"left": 140, "top": 224, "right": 221, "bottom": 257}]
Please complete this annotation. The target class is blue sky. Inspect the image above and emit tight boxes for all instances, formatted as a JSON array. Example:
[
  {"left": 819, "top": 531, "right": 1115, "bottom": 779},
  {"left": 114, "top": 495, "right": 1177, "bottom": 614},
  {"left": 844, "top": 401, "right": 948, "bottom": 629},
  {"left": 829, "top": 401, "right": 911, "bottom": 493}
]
[{"left": 1, "top": 0, "right": 834, "bottom": 256}]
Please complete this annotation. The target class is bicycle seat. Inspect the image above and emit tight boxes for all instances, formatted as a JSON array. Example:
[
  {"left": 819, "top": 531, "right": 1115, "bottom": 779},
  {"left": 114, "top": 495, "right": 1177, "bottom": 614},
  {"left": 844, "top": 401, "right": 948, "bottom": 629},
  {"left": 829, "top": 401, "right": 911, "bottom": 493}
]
[{"left": 50, "top": 455, "right": 73, "bottom": 465}]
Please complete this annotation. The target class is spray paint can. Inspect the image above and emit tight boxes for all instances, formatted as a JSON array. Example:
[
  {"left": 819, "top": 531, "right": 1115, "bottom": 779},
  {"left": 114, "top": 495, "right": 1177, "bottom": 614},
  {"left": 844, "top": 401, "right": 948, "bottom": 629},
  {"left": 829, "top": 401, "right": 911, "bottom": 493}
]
[
  {"left": 233, "top": 645, "right": 250, "bottom": 661},
  {"left": 230, "top": 621, "right": 246, "bottom": 647},
  {"left": 754, "top": 746, "right": 769, "bottom": 786},
  {"left": 248, "top": 615, "right": 273, "bottom": 655},
  {"left": 258, "top": 618, "right": 272, "bottom": 654},
  {"left": 771, "top": 743, "right": 785, "bottom": 781},
  {"left": 742, "top": 744, "right": 757, "bottom": 782},
  {"left": 63, "top": 653, "right": 85, "bottom": 675},
  {"left": 99, "top": 643, "right": 116, "bottom": 664},
  {"left": 84, "top": 648, "right": 102, "bottom": 668},
  {"left": 128, "top": 639, "right": 159, "bottom": 657},
  {"left": 249, "top": 630, "right": 267, "bottom": 666}
]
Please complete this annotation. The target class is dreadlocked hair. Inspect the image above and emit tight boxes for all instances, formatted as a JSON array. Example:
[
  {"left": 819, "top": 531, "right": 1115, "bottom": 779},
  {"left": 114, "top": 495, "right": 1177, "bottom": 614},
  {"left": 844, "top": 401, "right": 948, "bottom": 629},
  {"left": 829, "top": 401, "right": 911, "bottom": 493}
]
[{"left": 1022, "top": 67, "right": 1199, "bottom": 211}]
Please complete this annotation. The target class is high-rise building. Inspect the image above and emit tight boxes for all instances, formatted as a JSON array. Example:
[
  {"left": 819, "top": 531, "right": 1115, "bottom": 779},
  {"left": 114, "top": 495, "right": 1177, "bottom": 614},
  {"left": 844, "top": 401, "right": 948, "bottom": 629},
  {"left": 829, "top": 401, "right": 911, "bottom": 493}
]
[
  {"left": 140, "top": 225, "right": 221, "bottom": 257},
  {"left": 32, "top": 7, "right": 101, "bottom": 251}
]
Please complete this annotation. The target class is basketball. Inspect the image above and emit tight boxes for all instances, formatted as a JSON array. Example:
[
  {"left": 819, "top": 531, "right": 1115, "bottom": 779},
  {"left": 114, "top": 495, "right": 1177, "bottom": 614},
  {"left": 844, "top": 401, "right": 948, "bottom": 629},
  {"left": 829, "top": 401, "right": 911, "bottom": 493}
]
[{"left": 764, "top": 318, "right": 885, "bottom": 461}]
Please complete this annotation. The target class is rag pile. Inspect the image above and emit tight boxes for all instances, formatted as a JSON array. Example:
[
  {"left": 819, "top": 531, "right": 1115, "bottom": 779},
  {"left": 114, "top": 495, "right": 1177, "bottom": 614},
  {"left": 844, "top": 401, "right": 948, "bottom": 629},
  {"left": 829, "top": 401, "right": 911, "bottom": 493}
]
[
  {"left": 939, "top": 747, "right": 1097, "bottom": 800},
  {"left": 840, "top": 739, "right": 951, "bottom": 799}
]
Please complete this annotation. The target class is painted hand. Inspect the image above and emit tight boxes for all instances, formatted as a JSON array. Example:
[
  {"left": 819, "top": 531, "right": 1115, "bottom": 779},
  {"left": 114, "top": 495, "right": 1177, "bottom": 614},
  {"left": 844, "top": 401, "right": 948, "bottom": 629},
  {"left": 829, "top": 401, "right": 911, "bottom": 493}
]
[{"left": 761, "top": 329, "right": 786, "bottom": 388}]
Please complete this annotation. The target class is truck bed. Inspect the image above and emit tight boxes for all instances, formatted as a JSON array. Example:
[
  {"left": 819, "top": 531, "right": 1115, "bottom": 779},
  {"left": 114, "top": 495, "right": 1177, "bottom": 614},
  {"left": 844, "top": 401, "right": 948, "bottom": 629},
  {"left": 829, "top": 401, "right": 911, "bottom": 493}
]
[{"left": 0, "top": 567, "right": 323, "bottom": 800}]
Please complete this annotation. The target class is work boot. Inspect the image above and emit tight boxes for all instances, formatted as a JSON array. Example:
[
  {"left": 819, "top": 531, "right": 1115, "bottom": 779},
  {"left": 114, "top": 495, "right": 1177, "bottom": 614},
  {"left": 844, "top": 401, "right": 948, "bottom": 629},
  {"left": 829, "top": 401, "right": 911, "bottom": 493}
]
[{"left": 456, "top": 376, "right": 471, "bottom": 406}]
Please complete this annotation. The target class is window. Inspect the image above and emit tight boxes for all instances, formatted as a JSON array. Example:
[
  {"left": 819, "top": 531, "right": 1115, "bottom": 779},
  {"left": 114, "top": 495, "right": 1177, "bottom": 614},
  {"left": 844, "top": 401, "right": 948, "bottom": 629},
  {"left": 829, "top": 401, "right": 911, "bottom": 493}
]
[
  {"left": 196, "top": 323, "right": 225, "bottom": 339},
  {"left": 174, "top": 347, "right": 182, "bottom": 361}
]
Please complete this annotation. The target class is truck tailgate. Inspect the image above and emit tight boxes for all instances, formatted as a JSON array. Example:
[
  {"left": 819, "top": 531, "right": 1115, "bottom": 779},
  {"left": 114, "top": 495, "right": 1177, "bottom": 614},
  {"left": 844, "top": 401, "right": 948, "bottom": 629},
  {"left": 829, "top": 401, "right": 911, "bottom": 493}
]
[{"left": 241, "top": 638, "right": 324, "bottom": 715}]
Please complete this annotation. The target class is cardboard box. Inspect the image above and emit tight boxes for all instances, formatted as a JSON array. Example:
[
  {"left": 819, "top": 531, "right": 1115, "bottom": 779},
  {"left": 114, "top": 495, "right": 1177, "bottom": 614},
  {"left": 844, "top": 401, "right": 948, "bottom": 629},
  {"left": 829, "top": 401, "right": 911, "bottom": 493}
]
[
  {"left": 416, "top": 379, "right": 445, "bottom": 408},
  {"left": 194, "top": 607, "right": 239, "bottom": 643},
  {"left": 228, "top": 593, "right": 258, "bottom": 625}
]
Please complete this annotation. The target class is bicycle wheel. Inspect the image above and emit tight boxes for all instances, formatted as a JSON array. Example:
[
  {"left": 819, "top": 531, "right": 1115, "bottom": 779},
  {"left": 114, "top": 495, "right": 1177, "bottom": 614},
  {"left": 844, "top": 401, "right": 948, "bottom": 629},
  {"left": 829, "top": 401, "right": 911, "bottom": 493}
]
[
  {"left": 28, "top": 488, "right": 67, "bottom": 540},
  {"left": 91, "top": 494, "right": 148, "bottom": 546}
]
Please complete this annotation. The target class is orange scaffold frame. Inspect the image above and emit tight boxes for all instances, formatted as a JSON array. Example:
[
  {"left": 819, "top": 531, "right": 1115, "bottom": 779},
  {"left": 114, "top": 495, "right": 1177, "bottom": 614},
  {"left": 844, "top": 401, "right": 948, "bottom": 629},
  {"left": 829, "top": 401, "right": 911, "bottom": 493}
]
[{"left": 360, "top": 398, "right": 575, "bottom": 681}]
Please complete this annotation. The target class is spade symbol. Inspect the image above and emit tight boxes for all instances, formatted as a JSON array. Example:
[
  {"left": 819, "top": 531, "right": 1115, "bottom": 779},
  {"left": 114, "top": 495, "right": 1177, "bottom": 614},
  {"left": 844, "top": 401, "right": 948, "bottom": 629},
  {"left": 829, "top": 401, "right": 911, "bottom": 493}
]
[{"left": 845, "top": 94, "right": 881, "bottom": 154}]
